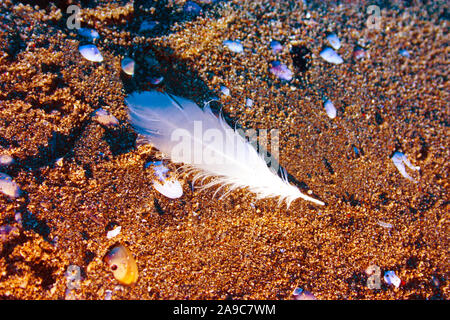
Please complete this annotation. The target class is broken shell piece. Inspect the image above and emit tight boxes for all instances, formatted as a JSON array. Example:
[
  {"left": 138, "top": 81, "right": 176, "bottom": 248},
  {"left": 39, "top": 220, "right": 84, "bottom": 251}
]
[
  {"left": 319, "top": 47, "right": 343, "bottom": 64},
  {"left": 146, "top": 161, "right": 183, "bottom": 199},
  {"left": 384, "top": 271, "right": 401, "bottom": 288},
  {"left": 223, "top": 40, "right": 243, "bottom": 53},
  {"left": 324, "top": 99, "right": 337, "bottom": 119},
  {"left": 121, "top": 57, "right": 135, "bottom": 76},
  {"left": 292, "top": 287, "right": 317, "bottom": 300},
  {"left": 150, "top": 76, "right": 164, "bottom": 85},
  {"left": 0, "top": 172, "right": 21, "bottom": 198},
  {"left": 269, "top": 61, "right": 293, "bottom": 81},
  {"left": 0, "top": 154, "right": 14, "bottom": 166},
  {"left": 93, "top": 108, "right": 119, "bottom": 127},
  {"left": 326, "top": 33, "right": 341, "bottom": 50},
  {"left": 77, "top": 28, "right": 100, "bottom": 41},
  {"left": 104, "top": 245, "right": 138, "bottom": 285},
  {"left": 79, "top": 44, "right": 103, "bottom": 62},
  {"left": 391, "top": 152, "right": 420, "bottom": 182}
]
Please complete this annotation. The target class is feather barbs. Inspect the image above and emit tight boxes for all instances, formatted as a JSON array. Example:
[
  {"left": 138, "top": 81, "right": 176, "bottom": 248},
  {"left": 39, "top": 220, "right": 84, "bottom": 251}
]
[{"left": 126, "top": 90, "right": 324, "bottom": 206}]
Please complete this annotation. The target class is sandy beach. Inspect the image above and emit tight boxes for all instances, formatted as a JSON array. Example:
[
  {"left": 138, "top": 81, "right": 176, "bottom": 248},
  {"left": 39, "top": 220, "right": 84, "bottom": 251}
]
[{"left": 0, "top": 0, "right": 448, "bottom": 299}]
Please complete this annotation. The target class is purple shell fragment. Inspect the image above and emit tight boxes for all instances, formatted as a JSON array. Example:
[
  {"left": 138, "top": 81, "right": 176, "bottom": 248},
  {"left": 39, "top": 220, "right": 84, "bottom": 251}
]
[{"left": 269, "top": 61, "right": 293, "bottom": 81}]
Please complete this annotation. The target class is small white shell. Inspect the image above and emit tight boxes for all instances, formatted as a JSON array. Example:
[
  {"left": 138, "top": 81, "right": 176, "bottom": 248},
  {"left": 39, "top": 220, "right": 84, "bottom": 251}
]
[
  {"left": 319, "top": 47, "right": 343, "bottom": 64},
  {"left": 153, "top": 179, "right": 183, "bottom": 199},
  {"left": 384, "top": 271, "right": 401, "bottom": 288},
  {"left": 106, "top": 226, "right": 121, "bottom": 239},
  {"left": 0, "top": 154, "right": 14, "bottom": 166},
  {"left": 326, "top": 33, "right": 341, "bottom": 50},
  {"left": 79, "top": 44, "right": 103, "bottom": 62},
  {"left": 324, "top": 99, "right": 337, "bottom": 119},
  {"left": 391, "top": 152, "right": 420, "bottom": 182},
  {"left": 246, "top": 98, "right": 253, "bottom": 107},
  {"left": 147, "top": 161, "right": 183, "bottom": 199},
  {"left": 0, "top": 172, "right": 21, "bottom": 198},
  {"left": 121, "top": 57, "right": 135, "bottom": 76},
  {"left": 93, "top": 108, "right": 119, "bottom": 127},
  {"left": 223, "top": 40, "right": 243, "bottom": 53}
]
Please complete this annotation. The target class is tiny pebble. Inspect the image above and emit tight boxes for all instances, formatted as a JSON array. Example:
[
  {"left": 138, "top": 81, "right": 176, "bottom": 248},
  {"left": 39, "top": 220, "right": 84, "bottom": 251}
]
[
  {"left": 269, "top": 61, "right": 293, "bottom": 81},
  {"left": 121, "top": 57, "right": 135, "bottom": 76},
  {"left": 150, "top": 76, "right": 164, "bottom": 85},
  {"left": 353, "top": 47, "right": 366, "bottom": 60},
  {"left": 184, "top": 1, "right": 202, "bottom": 15},
  {"left": 79, "top": 44, "right": 103, "bottom": 62},
  {"left": 399, "top": 49, "right": 410, "bottom": 58},
  {"left": 323, "top": 99, "right": 337, "bottom": 119},
  {"left": 0, "top": 172, "right": 21, "bottom": 198},
  {"left": 319, "top": 47, "right": 343, "bottom": 64},
  {"left": 223, "top": 40, "right": 243, "bottom": 53},
  {"left": 378, "top": 221, "right": 393, "bottom": 229},
  {"left": 245, "top": 98, "right": 253, "bottom": 107},
  {"left": 0, "top": 225, "right": 20, "bottom": 242},
  {"left": 14, "top": 212, "right": 22, "bottom": 225},
  {"left": 292, "top": 287, "right": 317, "bottom": 300},
  {"left": 104, "top": 290, "right": 113, "bottom": 300},
  {"left": 269, "top": 40, "right": 283, "bottom": 54},
  {"left": 93, "top": 108, "right": 119, "bottom": 127},
  {"left": 220, "top": 85, "right": 230, "bottom": 96},
  {"left": 139, "top": 20, "right": 158, "bottom": 32},
  {"left": 326, "top": 33, "right": 341, "bottom": 50},
  {"left": 384, "top": 271, "right": 401, "bottom": 288},
  {"left": 391, "top": 151, "right": 420, "bottom": 182},
  {"left": 107, "top": 226, "right": 122, "bottom": 239}
]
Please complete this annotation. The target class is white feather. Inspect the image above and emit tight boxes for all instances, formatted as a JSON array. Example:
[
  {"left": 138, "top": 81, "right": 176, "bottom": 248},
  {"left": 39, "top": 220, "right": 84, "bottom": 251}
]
[{"left": 126, "top": 91, "right": 324, "bottom": 206}]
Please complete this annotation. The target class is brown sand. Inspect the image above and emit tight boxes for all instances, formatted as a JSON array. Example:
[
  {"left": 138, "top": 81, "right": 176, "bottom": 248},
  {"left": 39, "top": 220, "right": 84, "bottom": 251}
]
[{"left": 0, "top": 0, "right": 448, "bottom": 299}]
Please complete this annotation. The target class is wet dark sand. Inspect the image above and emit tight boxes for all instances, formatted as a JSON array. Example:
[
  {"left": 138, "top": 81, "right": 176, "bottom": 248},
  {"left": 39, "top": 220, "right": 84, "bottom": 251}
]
[{"left": 0, "top": 0, "right": 448, "bottom": 299}]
